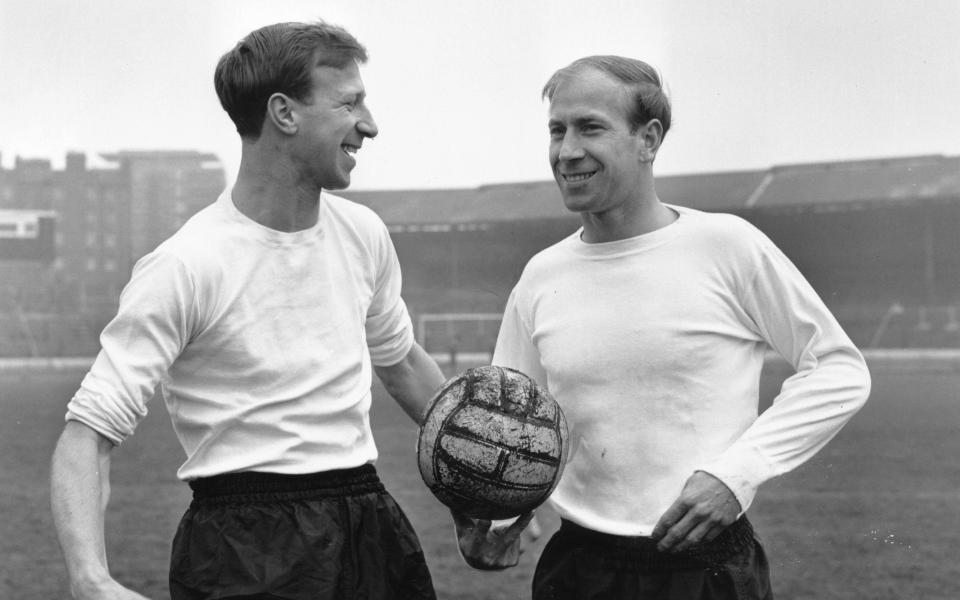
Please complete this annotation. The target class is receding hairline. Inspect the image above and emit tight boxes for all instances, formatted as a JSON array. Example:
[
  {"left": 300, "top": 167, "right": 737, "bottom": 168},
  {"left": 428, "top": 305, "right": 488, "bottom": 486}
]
[
  {"left": 543, "top": 66, "right": 647, "bottom": 124},
  {"left": 543, "top": 65, "right": 640, "bottom": 99},
  {"left": 543, "top": 61, "right": 660, "bottom": 100}
]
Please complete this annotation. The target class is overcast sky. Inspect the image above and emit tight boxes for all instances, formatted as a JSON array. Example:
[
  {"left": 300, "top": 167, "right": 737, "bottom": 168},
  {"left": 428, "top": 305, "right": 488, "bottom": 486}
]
[{"left": 2, "top": 0, "right": 959, "bottom": 190}]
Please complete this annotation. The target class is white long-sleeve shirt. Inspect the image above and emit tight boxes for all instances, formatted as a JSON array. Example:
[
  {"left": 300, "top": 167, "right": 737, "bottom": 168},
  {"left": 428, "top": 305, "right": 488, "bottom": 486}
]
[
  {"left": 493, "top": 205, "right": 870, "bottom": 535},
  {"left": 66, "top": 189, "right": 414, "bottom": 480}
]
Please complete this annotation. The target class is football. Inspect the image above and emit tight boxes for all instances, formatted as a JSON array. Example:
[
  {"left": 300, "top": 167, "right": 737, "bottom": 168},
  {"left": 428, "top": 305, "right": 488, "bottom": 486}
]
[{"left": 417, "top": 365, "right": 569, "bottom": 520}]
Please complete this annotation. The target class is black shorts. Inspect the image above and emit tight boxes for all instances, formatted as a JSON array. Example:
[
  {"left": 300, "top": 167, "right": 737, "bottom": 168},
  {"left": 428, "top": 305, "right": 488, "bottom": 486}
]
[
  {"left": 532, "top": 516, "right": 773, "bottom": 600},
  {"left": 169, "top": 465, "right": 436, "bottom": 600}
]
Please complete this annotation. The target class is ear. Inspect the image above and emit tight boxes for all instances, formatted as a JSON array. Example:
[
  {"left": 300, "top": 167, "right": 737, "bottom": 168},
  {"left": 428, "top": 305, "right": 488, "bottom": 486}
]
[
  {"left": 265, "top": 93, "right": 298, "bottom": 136},
  {"left": 637, "top": 119, "right": 664, "bottom": 163}
]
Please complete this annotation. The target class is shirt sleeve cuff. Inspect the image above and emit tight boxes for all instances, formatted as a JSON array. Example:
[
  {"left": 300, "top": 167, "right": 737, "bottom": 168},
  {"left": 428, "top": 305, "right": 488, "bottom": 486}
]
[
  {"left": 369, "top": 326, "right": 414, "bottom": 367},
  {"left": 64, "top": 410, "right": 126, "bottom": 446},
  {"left": 695, "top": 444, "right": 776, "bottom": 515}
]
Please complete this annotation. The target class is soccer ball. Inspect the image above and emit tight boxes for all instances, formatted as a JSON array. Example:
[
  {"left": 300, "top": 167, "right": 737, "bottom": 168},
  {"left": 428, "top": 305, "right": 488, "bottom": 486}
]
[{"left": 417, "top": 365, "right": 569, "bottom": 520}]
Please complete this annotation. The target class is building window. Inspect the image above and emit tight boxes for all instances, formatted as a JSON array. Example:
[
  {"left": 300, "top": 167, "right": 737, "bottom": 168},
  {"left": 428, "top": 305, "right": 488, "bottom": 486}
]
[
  {"left": 104, "top": 259, "right": 117, "bottom": 272},
  {"left": 52, "top": 258, "right": 64, "bottom": 271},
  {"left": 86, "top": 258, "right": 97, "bottom": 271},
  {"left": 104, "top": 234, "right": 117, "bottom": 248},
  {"left": 85, "top": 232, "right": 97, "bottom": 247}
]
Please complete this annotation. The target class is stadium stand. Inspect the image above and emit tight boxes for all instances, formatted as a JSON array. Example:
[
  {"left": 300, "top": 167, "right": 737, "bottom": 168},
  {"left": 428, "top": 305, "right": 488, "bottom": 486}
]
[
  {"left": 2, "top": 153, "right": 958, "bottom": 357},
  {"left": 343, "top": 154, "right": 960, "bottom": 355}
]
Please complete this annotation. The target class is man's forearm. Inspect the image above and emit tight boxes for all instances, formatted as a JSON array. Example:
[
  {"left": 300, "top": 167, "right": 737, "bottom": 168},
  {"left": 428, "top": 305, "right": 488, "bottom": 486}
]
[
  {"left": 375, "top": 343, "right": 446, "bottom": 424},
  {"left": 50, "top": 420, "right": 116, "bottom": 595}
]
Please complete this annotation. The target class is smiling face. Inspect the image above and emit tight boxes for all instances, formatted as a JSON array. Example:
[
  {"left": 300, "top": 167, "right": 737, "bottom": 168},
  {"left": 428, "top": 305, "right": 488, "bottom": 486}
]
[
  {"left": 290, "top": 59, "right": 378, "bottom": 191},
  {"left": 547, "top": 67, "right": 650, "bottom": 217}
]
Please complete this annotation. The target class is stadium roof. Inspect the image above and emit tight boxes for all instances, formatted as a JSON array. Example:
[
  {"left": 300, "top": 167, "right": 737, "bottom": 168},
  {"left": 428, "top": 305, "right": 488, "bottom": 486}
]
[
  {"left": 341, "top": 154, "right": 960, "bottom": 226},
  {"left": 754, "top": 155, "right": 960, "bottom": 209}
]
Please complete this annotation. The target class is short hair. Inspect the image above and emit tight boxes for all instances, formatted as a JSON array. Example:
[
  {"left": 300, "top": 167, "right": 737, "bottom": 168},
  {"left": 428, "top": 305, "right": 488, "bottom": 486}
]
[
  {"left": 214, "top": 21, "right": 368, "bottom": 139},
  {"left": 542, "top": 55, "right": 671, "bottom": 137}
]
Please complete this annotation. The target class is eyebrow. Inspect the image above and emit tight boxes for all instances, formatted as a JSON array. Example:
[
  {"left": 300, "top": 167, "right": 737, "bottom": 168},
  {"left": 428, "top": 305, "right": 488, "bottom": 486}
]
[
  {"left": 548, "top": 115, "right": 608, "bottom": 128},
  {"left": 342, "top": 91, "right": 365, "bottom": 103}
]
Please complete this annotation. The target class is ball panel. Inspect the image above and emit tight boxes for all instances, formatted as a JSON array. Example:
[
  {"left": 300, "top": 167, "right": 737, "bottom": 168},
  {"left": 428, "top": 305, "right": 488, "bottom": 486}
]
[
  {"left": 446, "top": 405, "right": 564, "bottom": 458},
  {"left": 555, "top": 405, "right": 570, "bottom": 468},
  {"left": 499, "top": 453, "right": 561, "bottom": 487},
  {"left": 436, "top": 432, "right": 561, "bottom": 487},
  {"left": 421, "top": 379, "right": 467, "bottom": 434},
  {"left": 417, "top": 378, "right": 469, "bottom": 488},
  {"left": 438, "top": 435, "right": 502, "bottom": 475},
  {"left": 429, "top": 485, "right": 523, "bottom": 521},
  {"left": 462, "top": 367, "right": 509, "bottom": 409},
  {"left": 435, "top": 453, "right": 553, "bottom": 494},
  {"left": 497, "top": 370, "right": 536, "bottom": 414},
  {"left": 432, "top": 460, "right": 552, "bottom": 519},
  {"left": 529, "top": 389, "right": 558, "bottom": 422}
]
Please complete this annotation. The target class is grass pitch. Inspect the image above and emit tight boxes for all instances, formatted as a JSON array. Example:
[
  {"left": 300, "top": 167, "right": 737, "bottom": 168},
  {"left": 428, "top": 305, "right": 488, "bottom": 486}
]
[{"left": 1, "top": 362, "right": 958, "bottom": 599}]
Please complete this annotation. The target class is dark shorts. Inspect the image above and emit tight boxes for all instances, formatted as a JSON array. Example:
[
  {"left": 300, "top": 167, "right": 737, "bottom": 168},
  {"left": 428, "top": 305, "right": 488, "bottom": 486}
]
[
  {"left": 532, "top": 516, "right": 773, "bottom": 600},
  {"left": 169, "top": 465, "right": 436, "bottom": 600}
]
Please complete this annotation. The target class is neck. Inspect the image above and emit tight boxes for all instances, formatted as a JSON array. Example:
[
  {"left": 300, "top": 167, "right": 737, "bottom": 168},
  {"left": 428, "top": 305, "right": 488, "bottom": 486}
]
[
  {"left": 580, "top": 194, "right": 676, "bottom": 243},
  {"left": 231, "top": 143, "right": 321, "bottom": 232}
]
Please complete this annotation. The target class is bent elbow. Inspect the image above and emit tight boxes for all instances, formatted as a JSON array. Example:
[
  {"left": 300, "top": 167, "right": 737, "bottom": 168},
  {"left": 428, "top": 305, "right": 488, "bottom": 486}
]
[{"left": 848, "top": 353, "right": 872, "bottom": 414}]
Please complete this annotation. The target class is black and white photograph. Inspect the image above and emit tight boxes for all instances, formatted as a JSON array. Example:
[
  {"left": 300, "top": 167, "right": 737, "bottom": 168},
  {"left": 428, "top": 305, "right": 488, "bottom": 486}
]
[{"left": 2, "top": 1, "right": 959, "bottom": 598}]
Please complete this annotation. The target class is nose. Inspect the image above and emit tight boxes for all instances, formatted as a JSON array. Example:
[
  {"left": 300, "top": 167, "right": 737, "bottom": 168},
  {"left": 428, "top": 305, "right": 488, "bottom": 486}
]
[
  {"left": 557, "top": 132, "right": 585, "bottom": 162},
  {"left": 357, "top": 105, "right": 378, "bottom": 139}
]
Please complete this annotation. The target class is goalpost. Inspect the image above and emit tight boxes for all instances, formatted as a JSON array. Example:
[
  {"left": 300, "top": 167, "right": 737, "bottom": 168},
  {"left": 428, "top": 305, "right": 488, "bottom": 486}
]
[{"left": 416, "top": 312, "right": 503, "bottom": 368}]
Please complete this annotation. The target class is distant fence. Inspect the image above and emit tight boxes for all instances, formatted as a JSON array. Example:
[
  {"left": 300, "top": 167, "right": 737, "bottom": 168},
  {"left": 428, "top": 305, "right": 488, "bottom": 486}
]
[
  {"left": 426, "top": 349, "right": 960, "bottom": 376},
  {"left": 862, "top": 348, "right": 960, "bottom": 372},
  {"left": 758, "top": 348, "right": 960, "bottom": 376},
  {"left": 0, "top": 356, "right": 94, "bottom": 373},
  {"left": 3, "top": 349, "right": 959, "bottom": 377}
]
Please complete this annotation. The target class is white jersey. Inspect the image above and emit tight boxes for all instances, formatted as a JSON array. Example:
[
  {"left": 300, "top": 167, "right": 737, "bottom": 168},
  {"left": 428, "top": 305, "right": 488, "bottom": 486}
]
[
  {"left": 67, "top": 188, "right": 414, "bottom": 480},
  {"left": 493, "top": 205, "right": 870, "bottom": 535}
]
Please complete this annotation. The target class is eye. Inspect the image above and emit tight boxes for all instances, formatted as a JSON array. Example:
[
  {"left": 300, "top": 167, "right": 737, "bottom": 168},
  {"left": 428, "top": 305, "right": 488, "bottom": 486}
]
[{"left": 548, "top": 125, "right": 565, "bottom": 139}]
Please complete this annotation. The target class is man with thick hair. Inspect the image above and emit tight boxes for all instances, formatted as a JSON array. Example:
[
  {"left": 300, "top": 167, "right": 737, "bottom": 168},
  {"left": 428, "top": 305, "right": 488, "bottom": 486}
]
[
  {"left": 458, "top": 55, "right": 871, "bottom": 599},
  {"left": 51, "top": 21, "right": 444, "bottom": 600}
]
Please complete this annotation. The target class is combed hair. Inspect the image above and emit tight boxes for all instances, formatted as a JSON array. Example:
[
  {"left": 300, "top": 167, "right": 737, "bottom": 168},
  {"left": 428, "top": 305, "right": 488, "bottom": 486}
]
[
  {"left": 542, "top": 55, "right": 671, "bottom": 137},
  {"left": 214, "top": 21, "right": 368, "bottom": 139}
]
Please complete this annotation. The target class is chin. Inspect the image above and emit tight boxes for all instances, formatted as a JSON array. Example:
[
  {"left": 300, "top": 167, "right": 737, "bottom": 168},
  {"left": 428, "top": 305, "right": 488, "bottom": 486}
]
[
  {"left": 320, "top": 175, "right": 351, "bottom": 191},
  {"left": 559, "top": 192, "right": 592, "bottom": 213}
]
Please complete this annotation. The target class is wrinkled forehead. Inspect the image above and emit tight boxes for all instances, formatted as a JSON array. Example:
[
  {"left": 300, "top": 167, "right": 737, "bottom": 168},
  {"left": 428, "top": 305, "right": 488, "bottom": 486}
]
[
  {"left": 548, "top": 67, "right": 633, "bottom": 121},
  {"left": 309, "top": 59, "right": 365, "bottom": 95}
]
